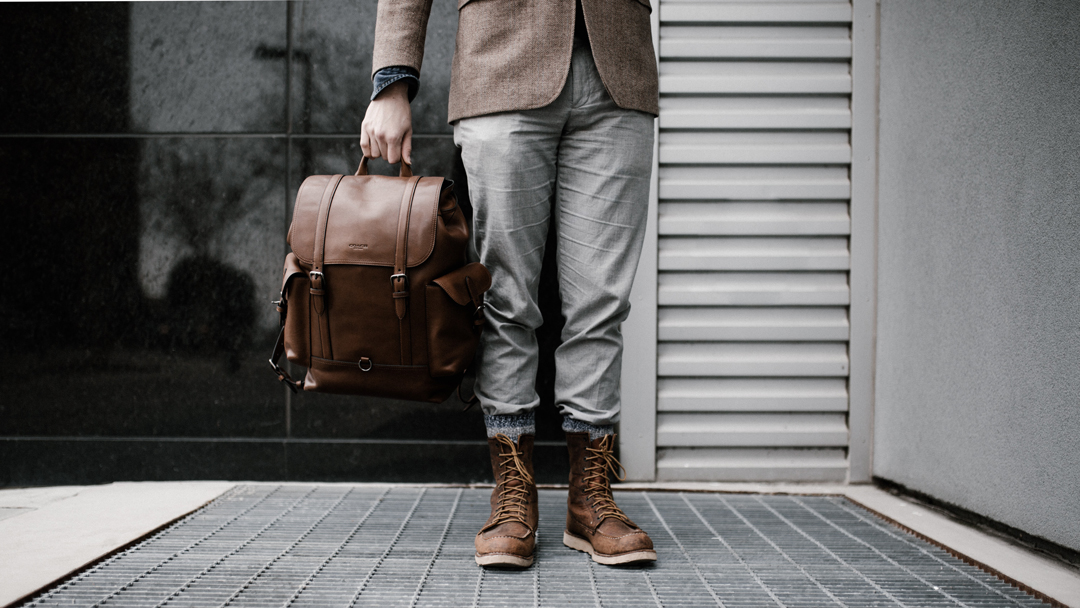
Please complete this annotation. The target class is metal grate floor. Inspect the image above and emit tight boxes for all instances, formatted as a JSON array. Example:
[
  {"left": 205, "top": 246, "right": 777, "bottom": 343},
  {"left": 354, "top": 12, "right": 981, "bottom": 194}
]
[{"left": 21, "top": 485, "right": 1047, "bottom": 607}]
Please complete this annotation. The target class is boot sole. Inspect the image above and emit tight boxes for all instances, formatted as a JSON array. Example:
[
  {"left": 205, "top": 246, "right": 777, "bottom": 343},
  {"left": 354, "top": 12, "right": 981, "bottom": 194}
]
[
  {"left": 563, "top": 531, "right": 657, "bottom": 565},
  {"left": 474, "top": 552, "right": 534, "bottom": 568}
]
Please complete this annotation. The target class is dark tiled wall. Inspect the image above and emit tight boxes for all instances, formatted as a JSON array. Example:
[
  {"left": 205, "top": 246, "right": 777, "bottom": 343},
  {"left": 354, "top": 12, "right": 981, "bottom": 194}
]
[{"left": 0, "top": 2, "right": 568, "bottom": 486}]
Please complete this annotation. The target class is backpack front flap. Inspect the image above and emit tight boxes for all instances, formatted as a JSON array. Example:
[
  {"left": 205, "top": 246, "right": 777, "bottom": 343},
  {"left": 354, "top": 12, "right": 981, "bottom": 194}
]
[{"left": 287, "top": 173, "right": 445, "bottom": 269}]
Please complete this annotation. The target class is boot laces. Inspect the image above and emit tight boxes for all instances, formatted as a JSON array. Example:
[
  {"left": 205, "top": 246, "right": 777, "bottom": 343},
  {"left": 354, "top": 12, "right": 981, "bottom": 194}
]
[
  {"left": 583, "top": 434, "right": 633, "bottom": 525},
  {"left": 490, "top": 434, "right": 534, "bottom": 527}
]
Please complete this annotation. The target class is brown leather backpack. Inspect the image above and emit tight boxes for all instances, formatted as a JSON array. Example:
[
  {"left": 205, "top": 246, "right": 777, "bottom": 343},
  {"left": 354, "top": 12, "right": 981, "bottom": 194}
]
[{"left": 269, "top": 159, "right": 490, "bottom": 403}]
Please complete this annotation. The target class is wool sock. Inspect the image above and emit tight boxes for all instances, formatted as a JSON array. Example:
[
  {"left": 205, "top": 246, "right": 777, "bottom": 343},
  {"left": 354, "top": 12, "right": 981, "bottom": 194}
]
[
  {"left": 484, "top": 412, "right": 536, "bottom": 443},
  {"left": 562, "top": 415, "right": 614, "bottom": 441}
]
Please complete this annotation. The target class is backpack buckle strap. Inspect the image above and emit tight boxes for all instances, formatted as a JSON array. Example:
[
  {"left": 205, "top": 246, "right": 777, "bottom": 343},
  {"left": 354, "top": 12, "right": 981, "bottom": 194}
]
[
  {"left": 390, "top": 273, "right": 409, "bottom": 295},
  {"left": 310, "top": 175, "right": 343, "bottom": 356},
  {"left": 393, "top": 177, "right": 421, "bottom": 364},
  {"left": 309, "top": 271, "right": 326, "bottom": 297}
]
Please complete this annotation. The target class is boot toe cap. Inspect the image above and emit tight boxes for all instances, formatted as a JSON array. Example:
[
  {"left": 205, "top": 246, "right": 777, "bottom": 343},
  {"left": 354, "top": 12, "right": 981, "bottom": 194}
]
[
  {"left": 594, "top": 528, "right": 654, "bottom": 555},
  {"left": 475, "top": 524, "right": 536, "bottom": 560}
]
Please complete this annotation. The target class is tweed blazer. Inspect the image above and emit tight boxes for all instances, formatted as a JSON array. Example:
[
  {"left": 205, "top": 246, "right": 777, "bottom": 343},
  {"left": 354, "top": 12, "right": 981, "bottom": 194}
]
[{"left": 372, "top": 0, "right": 659, "bottom": 123}]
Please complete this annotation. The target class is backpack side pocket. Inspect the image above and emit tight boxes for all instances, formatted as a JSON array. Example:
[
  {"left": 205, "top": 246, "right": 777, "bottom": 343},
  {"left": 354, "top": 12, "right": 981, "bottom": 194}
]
[
  {"left": 281, "top": 253, "right": 311, "bottom": 366},
  {"left": 426, "top": 262, "right": 491, "bottom": 377}
]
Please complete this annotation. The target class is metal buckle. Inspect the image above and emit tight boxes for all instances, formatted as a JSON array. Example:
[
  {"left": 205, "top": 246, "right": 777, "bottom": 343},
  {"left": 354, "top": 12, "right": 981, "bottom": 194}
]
[
  {"left": 390, "top": 273, "right": 408, "bottom": 290},
  {"left": 309, "top": 270, "right": 324, "bottom": 282}
]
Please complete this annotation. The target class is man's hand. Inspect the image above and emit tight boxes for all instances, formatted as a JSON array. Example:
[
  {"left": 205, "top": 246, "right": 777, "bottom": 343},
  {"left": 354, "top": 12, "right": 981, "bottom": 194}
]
[{"left": 361, "top": 80, "right": 413, "bottom": 165}]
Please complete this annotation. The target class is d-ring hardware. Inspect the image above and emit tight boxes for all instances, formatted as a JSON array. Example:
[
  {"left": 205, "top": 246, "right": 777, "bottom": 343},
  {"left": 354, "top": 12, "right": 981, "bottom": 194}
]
[{"left": 358, "top": 357, "right": 373, "bottom": 372}]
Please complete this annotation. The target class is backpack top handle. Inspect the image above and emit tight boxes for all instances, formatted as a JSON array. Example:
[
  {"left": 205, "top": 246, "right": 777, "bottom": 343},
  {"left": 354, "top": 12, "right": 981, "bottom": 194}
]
[{"left": 355, "top": 156, "right": 412, "bottom": 178}]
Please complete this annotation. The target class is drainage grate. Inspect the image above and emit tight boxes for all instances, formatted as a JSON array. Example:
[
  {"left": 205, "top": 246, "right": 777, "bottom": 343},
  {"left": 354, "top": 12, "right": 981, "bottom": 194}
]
[{"left": 21, "top": 486, "right": 1048, "bottom": 607}]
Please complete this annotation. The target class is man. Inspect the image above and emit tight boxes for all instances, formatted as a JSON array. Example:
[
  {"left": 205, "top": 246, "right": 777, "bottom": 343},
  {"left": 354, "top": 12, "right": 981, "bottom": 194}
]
[{"left": 361, "top": 0, "right": 658, "bottom": 568}]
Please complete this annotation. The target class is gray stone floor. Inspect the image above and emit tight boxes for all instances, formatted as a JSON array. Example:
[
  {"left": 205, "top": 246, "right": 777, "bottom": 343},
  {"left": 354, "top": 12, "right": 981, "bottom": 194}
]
[{"left": 18, "top": 485, "right": 1047, "bottom": 607}]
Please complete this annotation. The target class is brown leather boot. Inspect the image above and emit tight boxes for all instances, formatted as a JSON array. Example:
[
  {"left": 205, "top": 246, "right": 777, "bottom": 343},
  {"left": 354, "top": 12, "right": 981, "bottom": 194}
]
[
  {"left": 475, "top": 433, "right": 539, "bottom": 567},
  {"left": 564, "top": 432, "right": 657, "bottom": 565}
]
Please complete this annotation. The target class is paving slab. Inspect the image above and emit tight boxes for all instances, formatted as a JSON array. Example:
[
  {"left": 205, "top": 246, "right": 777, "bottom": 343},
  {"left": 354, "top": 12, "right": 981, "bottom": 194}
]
[{"left": 0, "top": 481, "right": 234, "bottom": 607}]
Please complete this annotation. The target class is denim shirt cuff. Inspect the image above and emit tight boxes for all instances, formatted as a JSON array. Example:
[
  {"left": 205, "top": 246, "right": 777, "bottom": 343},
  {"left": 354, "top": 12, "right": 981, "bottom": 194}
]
[{"left": 371, "top": 66, "right": 420, "bottom": 102}]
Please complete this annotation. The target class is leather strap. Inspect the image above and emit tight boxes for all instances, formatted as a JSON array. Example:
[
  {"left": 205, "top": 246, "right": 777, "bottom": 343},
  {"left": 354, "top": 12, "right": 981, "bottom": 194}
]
[
  {"left": 465, "top": 276, "right": 487, "bottom": 327},
  {"left": 393, "top": 176, "right": 421, "bottom": 365},
  {"left": 269, "top": 326, "right": 302, "bottom": 393},
  {"left": 269, "top": 268, "right": 307, "bottom": 393},
  {"left": 311, "top": 174, "right": 344, "bottom": 359},
  {"left": 457, "top": 375, "right": 479, "bottom": 410}
]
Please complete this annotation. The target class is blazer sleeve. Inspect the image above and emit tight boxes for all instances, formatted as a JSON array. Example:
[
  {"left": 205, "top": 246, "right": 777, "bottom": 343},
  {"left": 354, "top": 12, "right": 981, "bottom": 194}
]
[{"left": 371, "top": 0, "right": 435, "bottom": 77}]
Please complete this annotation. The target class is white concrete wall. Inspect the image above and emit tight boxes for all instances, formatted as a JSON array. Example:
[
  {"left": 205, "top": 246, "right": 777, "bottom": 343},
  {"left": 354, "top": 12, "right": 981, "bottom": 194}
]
[{"left": 874, "top": 0, "right": 1080, "bottom": 552}]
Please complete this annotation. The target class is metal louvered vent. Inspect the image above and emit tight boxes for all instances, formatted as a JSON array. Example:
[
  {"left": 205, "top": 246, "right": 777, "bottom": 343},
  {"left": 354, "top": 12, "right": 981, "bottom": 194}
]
[
  {"left": 654, "top": 0, "right": 856, "bottom": 482},
  {"left": 21, "top": 485, "right": 1047, "bottom": 607}
]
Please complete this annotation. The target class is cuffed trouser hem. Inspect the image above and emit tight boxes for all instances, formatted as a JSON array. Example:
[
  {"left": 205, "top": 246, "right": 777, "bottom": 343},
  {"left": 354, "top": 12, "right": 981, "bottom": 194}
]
[{"left": 477, "top": 396, "right": 541, "bottom": 419}]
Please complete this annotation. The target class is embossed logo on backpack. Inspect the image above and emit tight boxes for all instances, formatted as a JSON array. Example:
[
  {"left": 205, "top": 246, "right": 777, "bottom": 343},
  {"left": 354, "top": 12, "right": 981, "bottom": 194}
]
[{"left": 348, "top": 243, "right": 369, "bottom": 250}]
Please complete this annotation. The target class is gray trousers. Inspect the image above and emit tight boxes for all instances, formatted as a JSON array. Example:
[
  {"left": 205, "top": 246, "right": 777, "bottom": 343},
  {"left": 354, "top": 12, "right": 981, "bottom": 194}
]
[{"left": 453, "top": 41, "right": 654, "bottom": 427}]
